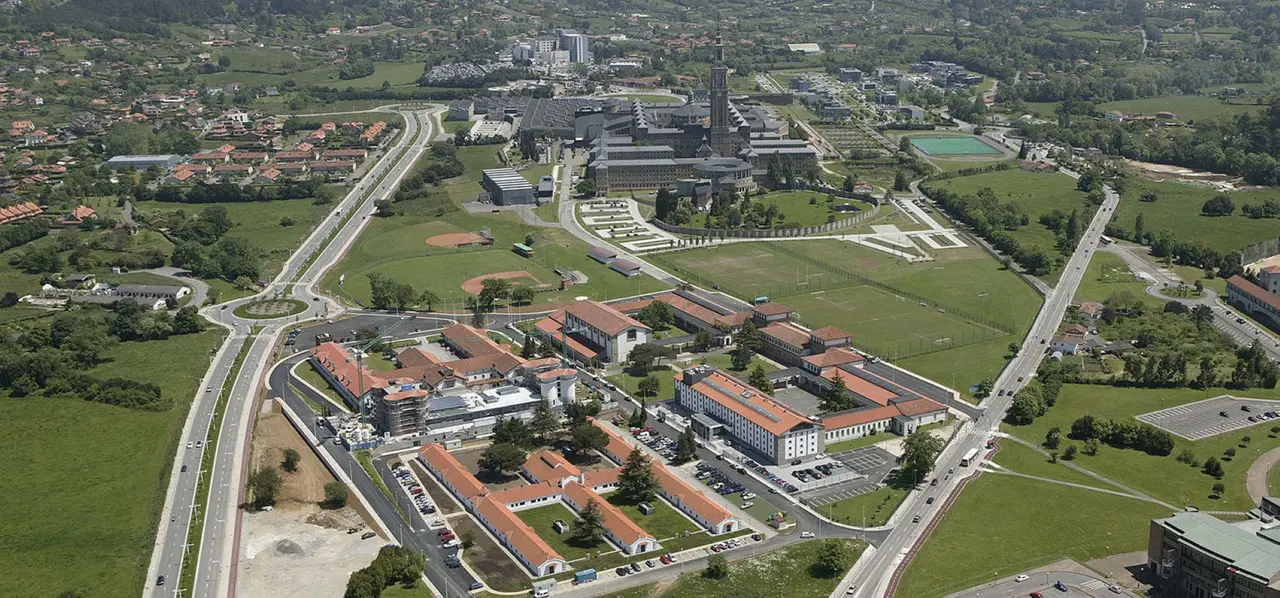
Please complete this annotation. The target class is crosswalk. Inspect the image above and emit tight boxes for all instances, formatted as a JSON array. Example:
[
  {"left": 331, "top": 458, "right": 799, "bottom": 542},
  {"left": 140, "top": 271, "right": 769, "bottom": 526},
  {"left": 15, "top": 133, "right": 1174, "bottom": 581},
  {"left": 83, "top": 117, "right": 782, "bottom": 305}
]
[{"left": 1081, "top": 579, "right": 1108, "bottom": 592}]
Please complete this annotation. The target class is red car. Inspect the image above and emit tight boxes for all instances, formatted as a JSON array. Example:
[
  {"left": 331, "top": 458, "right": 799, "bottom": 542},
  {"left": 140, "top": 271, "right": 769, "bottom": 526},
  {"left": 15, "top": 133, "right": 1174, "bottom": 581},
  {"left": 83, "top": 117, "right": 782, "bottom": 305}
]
[
  {"left": 1031, "top": 593, "right": 1043, "bottom": 598},
  {"left": 660, "top": 555, "right": 672, "bottom": 565}
]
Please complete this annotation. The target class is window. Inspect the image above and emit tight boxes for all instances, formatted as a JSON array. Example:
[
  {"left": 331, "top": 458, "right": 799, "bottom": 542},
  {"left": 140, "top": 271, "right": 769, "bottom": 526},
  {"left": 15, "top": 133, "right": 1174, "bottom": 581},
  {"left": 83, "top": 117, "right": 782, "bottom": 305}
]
[{"left": 627, "top": 329, "right": 637, "bottom": 341}]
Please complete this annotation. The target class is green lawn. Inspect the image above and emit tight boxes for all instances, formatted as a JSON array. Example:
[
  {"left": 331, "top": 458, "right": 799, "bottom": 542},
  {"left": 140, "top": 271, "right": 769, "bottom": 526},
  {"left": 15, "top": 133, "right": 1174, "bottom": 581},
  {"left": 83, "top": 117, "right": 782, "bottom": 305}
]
[
  {"left": 928, "top": 169, "right": 1096, "bottom": 281},
  {"left": 1114, "top": 179, "right": 1280, "bottom": 254},
  {"left": 602, "top": 539, "right": 866, "bottom": 598},
  {"left": 1073, "top": 250, "right": 1154, "bottom": 306},
  {"left": 1096, "top": 95, "right": 1263, "bottom": 122},
  {"left": 824, "top": 431, "right": 896, "bottom": 453},
  {"left": 681, "top": 190, "right": 873, "bottom": 230},
  {"left": 991, "top": 439, "right": 1124, "bottom": 490},
  {"left": 607, "top": 353, "right": 779, "bottom": 403},
  {"left": 1004, "top": 383, "right": 1280, "bottom": 512},
  {"left": 821, "top": 485, "right": 908, "bottom": 527},
  {"left": 606, "top": 493, "right": 699, "bottom": 540},
  {"left": 0, "top": 328, "right": 227, "bottom": 598},
  {"left": 514, "top": 503, "right": 609, "bottom": 561},
  {"left": 895, "top": 475, "right": 1168, "bottom": 598}
]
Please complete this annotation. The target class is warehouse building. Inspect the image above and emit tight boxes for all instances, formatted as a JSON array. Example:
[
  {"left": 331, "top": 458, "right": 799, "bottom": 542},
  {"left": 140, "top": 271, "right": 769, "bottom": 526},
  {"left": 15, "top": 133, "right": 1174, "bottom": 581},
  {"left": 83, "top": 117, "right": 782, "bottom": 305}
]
[{"left": 481, "top": 168, "right": 536, "bottom": 205}]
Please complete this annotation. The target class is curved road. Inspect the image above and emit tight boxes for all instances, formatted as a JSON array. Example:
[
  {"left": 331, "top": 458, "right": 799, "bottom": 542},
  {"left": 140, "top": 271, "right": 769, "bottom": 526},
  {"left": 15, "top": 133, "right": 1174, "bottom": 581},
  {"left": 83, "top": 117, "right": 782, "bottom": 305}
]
[{"left": 143, "top": 105, "right": 443, "bottom": 598}]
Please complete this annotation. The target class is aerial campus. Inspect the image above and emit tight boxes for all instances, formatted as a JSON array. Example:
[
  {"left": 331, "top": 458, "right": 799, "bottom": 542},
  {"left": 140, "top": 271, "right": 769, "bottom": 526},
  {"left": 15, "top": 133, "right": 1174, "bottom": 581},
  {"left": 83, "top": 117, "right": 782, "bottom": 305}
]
[{"left": 9, "top": 3, "right": 1280, "bottom": 598}]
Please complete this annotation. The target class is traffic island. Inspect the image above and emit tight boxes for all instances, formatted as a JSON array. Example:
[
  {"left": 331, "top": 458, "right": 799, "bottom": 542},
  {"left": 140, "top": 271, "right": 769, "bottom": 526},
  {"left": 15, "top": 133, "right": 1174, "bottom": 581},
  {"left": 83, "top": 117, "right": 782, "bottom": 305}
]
[{"left": 234, "top": 299, "right": 309, "bottom": 320}]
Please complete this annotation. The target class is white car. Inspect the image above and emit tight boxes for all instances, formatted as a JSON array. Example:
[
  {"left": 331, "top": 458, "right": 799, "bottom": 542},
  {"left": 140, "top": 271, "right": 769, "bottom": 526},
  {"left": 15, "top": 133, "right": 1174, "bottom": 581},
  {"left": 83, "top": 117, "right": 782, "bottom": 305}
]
[
  {"left": 800, "top": 531, "right": 815, "bottom": 539},
  {"left": 1108, "top": 585, "right": 1122, "bottom": 594},
  {"left": 1014, "top": 575, "right": 1029, "bottom": 583},
  {"left": 427, "top": 519, "right": 446, "bottom": 530},
  {"left": 740, "top": 502, "right": 754, "bottom": 509},
  {"left": 741, "top": 492, "right": 756, "bottom": 500},
  {"left": 187, "top": 441, "right": 193, "bottom": 448}
]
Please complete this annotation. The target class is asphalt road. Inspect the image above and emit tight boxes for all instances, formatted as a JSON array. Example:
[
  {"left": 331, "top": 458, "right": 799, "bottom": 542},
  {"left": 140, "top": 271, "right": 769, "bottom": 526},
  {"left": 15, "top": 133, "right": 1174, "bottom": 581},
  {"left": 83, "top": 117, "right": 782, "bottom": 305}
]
[
  {"left": 841, "top": 169, "right": 1122, "bottom": 598},
  {"left": 144, "top": 106, "right": 441, "bottom": 597}
]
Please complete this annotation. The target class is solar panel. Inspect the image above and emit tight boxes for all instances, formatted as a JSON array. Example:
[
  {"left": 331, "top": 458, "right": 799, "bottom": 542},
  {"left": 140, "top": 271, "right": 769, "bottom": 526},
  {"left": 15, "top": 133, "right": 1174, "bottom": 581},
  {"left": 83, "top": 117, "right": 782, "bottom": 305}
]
[{"left": 427, "top": 395, "right": 469, "bottom": 412}]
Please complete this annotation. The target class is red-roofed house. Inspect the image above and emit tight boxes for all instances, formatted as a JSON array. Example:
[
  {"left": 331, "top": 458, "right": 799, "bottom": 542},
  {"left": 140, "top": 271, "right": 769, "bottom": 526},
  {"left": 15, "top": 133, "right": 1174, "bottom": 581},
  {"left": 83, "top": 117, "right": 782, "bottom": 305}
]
[
  {"left": 60, "top": 205, "right": 95, "bottom": 226},
  {"left": 535, "top": 299, "right": 650, "bottom": 363},
  {"left": 1226, "top": 275, "right": 1280, "bottom": 332},
  {"left": 0, "top": 201, "right": 44, "bottom": 224}
]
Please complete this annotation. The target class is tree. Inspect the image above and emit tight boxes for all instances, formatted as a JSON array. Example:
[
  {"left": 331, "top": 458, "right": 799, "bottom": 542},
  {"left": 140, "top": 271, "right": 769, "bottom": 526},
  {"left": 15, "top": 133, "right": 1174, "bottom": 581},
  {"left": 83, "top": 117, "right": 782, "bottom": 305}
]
[
  {"left": 898, "top": 430, "right": 946, "bottom": 481},
  {"left": 893, "top": 170, "right": 910, "bottom": 192},
  {"left": 510, "top": 286, "right": 536, "bottom": 306},
  {"left": 1203, "top": 456, "right": 1224, "bottom": 478},
  {"left": 571, "top": 498, "right": 606, "bottom": 544},
  {"left": 1225, "top": 448, "right": 1237, "bottom": 459},
  {"left": 618, "top": 448, "right": 659, "bottom": 502},
  {"left": 1201, "top": 194, "right": 1236, "bottom": 216},
  {"left": 529, "top": 397, "right": 561, "bottom": 440},
  {"left": 575, "top": 178, "right": 597, "bottom": 197},
  {"left": 1212, "top": 482, "right": 1226, "bottom": 497},
  {"left": 1045, "top": 427, "right": 1062, "bottom": 449},
  {"left": 418, "top": 289, "right": 440, "bottom": 311},
  {"left": 1006, "top": 388, "right": 1046, "bottom": 424},
  {"left": 322, "top": 482, "right": 349, "bottom": 509},
  {"left": 247, "top": 467, "right": 283, "bottom": 509},
  {"left": 173, "top": 306, "right": 205, "bottom": 334},
  {"left": 814, "top": 539, "right": 852, "bottom": 577},
  {"left": 627, "top": 343, "right": 676, "bottom": 376},
  {"left": 459, "top": 528, "right": 476, "bottom": 548},
  {"left": 478, "top": 442, "right": 527, "bottom": 475},
  {"left": 636, "top": 301, "right": 675, "bottom": 331},
  {"left": 492, "top": 417, "right": 534, "bottom": 448},
  {"left": 629, "top": 405, "right": 648, "bottom": 429},
  {"left": 282, "top": 448, "right": 301, "bottom": 472},
  {"left": 705, "top": 554, "right": 729, "bottom": 579},
  {"left": 675, "top": 426, "right": 698, "bottom": 463},
  {"left": 748, "top": 365, "right": 774, "bottom": 396},
  {"left": 1140, "top": 189, "right": 1158, "bottom": 202},
  {"left": 730, "top": 343, "right": 753, "bottom": 371},
  {"left": 637, "top": 375, "right": 661, "bottom": 401},
  {"left": 693, "top": 330, "right": 714, "bottom": 352},
  {"left": 819, "top": 375, "right": 856, "bottom": 413},
  {"left": 218, "top": 54, "right": 232, "bottom": 68},
  {"left": 1083, "top": 437, "right": 1100, "bottom": 455},
  {"left": 1062, "top": 444, "right": 1078, "bottom": 460},
  {"left": 0, "top": 291, "right": 18, "bottom": 308},
  {"left": 569, "top": 423, "right": 609, "bottom": 455}
]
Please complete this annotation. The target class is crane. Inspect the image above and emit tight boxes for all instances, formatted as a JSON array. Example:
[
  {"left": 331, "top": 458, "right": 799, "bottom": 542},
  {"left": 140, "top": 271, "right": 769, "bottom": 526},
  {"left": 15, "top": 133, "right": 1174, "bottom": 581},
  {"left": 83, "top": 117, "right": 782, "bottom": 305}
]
[{"left": 349, "top": 316, "right": 411, "bottom": 424}]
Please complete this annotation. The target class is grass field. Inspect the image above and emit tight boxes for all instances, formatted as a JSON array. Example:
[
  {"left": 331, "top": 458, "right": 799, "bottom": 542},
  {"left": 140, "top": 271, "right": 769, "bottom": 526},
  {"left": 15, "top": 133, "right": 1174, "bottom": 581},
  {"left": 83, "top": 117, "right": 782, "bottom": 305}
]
[
  {"left": 323, "top": 146, "right": 668, "bottom": 309},
  {"left": 135, "top": 197, "right": 332, "bottom": 280},
  {"left": 928, "top": 169, "right": 1096, "bottom": 280},
  {"left": 991, "top": 440, "right": 1123, "bottom": 490},
  {"left": 515, "top": 503, "right": 609, "bottom": 561},
  {"left": 681, "top": 190, "right": 872, "bottom": 230},
  {"left": 607, "top": 353, "right": 778, "bottom": 403},
  {"left": 0, "top": 328, "right": 226, "bottom": 597},
  {"left": 1003, "top": 383, "right": 1280, "bottom": 512},
  {"left": 1114, "top": 179, "right": 1280, "bottom": 254},
  {"left": 909, "top": 136, "right": 1003, "bottom": 156},
  {"left": 820, "top": 485, "right": 908, "bottom": 527},
  {"left": 1072, "top": 250, "right": 1154, "bottom": 306},
  {"left": 894, "top": 475, "right": 1168, "bottom": 598},
  {"left": 603, "top": 539, "right": 865, "bottom": 598},
  {"left": 606, "top": 494, "right": 699, "bottom": 539},
  {"left": 1096, "top": 95, "right": 1263, "bottom": 122}
]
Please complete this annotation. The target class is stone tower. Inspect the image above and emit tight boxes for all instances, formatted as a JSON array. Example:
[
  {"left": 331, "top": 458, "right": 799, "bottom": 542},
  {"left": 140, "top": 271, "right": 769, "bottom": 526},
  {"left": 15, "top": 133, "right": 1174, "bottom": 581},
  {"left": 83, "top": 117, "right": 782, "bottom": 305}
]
[{"left": 710, "top": 32, "right": 729, "bottom": 131}]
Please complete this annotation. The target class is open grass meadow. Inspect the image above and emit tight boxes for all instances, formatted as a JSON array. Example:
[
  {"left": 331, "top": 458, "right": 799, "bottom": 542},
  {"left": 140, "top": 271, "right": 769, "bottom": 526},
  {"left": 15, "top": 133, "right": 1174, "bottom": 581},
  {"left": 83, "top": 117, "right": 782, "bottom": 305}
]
[
  {"left": 927, "top": 169, "right": 1097, "bottom": 280},
  {"left": 0, "top": 328, "right": 226, "bottom": 597},
  {"left": 601, "top": 539, "right": 867, "bottom": 598},
  {"left": 990, "top": 439, "right": 1124, "bottom": 490},
  {"left": 1096, "top": 95, "right": 1263, "bottom": 122},
  {"left": 1003, "top": 383, "right": 1280, "bottom": 512},
  {"left": 680, "top": 190, "right": 873, "bottom": 230},
  {"left": 606, "top": 493, "right": 700, "bottom": 540},
  {"left": 894, "top": 475, "right": 1169, "bottom": 598},
  {"left": 1114, "top": 179, "right": 1280, "bottom": 254},
  {"left": 0, "top": 228, "right": 177, "bottom": 298},
  {"left": 1073, "top": 250, "right": 1156, "bottom": 306}
]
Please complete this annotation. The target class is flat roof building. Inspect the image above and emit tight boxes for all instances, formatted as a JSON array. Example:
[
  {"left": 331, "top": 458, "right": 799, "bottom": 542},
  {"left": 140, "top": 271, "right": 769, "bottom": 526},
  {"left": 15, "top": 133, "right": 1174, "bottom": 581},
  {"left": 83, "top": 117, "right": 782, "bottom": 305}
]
[
  {"left": 106, "top": 154, "right": 181, "bottom": 171},
  {"left": 1150, "top": 511, "right": 1280, "bottom": 598},
  {"left": 481, "top": 168, "right": 536, "bottom": 205}
]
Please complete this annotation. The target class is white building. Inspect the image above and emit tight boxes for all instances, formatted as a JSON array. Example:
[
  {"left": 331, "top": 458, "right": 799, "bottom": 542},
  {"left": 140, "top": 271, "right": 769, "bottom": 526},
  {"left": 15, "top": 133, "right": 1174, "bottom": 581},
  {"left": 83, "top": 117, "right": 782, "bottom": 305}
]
[
  {"left": 535, "top": 299, "right": 650, "bottom": 363},
  {"left": 676, "top": 366, "right": 823, "bottom": 465}
]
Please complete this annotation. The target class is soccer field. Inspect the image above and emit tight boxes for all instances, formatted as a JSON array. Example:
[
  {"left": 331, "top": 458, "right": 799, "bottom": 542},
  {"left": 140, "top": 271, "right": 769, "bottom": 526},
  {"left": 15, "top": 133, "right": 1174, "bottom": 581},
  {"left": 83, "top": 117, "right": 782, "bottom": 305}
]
[{"left": 909, "top": 135, "right": 1004, "bottom": 156}]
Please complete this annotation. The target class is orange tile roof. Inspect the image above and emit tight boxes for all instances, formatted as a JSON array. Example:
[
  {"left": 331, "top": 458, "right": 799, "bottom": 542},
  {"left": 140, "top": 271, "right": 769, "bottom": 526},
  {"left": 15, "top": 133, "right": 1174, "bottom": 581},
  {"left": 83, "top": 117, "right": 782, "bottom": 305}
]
[
  {"left": 825, "top": 368, "right": 897, "bottom": 406},
  {"left": 418, "top": 443, "right": 487, "bottom": 499},
  {"left": 395, "top": 347, "right": 443, "bottom": 368},
  {"left": 591, "top": 419, "right": 638, "bottom": 464},
  {"left": 310, "top": 342, "right": 386, "bottom": 398},
  {"left": 894, "top": 397, "right": 947, "bottom": 417},
  {"left": 683, "top": 369, "right": 813, "bottom": 435},
  {"left": 441, "top": 323, "right": 505, "bottom": 357},
  {"left": 651, "top": 460, "right": 737, "bottom": 527},
  {"left": 752, "top": 302, "right": 793, "bottom": 317},
  {"left": 536, "top": 368, "right": 577, "bottom": 381},
  {"left": 562, "top": 481, "right": 652, "bottom": 546},
  {"left": 802, "top": 348, "right": 864, "bottom": 369},
  {"left": 584, "top": 467, "right": 621, "bottom": 487},
  {"left": 1228, "top": 275, "right": 1280, "bottom": 314},
  {"left": 473, "top": 494, "right": 564, "bottom": 567},
  {"left": 523, "top": 449, "right": 582, "bottom": 482},
  {"left": 490, "top": 479, "right": 561, "bottom": 504},
  {"left": 809, "top": 326, "right": 850, "bottom": 342},
  {"left": 760, "top": 322, "right": 809, "bottom": 349},
  {"left": 563, "top": 300, "right": 649, "bottom": 336},
  {"left": 536, "top": 311, "right": 600, "bottom": 359},
  {"left": 821, "top": 404, "right": 901, "bottom": 429}
]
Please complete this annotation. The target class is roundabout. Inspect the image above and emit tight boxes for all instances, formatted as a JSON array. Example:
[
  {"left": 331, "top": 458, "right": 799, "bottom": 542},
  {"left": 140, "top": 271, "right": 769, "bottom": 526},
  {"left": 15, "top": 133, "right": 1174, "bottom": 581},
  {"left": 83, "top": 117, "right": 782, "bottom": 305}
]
[{"left": 232, "top": 298, "right": 310, "bottom": 320}]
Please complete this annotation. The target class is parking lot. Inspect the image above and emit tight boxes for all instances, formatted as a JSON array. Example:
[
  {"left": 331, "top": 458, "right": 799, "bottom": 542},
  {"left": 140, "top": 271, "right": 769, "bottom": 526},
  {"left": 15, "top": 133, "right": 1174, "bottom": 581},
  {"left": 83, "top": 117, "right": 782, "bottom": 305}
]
[
  {"left": 801, "top": 446, "right": 898, "bottom": 507},
  {"left": 1136, "top": 395, "right": 1280, "bottom": 441}
]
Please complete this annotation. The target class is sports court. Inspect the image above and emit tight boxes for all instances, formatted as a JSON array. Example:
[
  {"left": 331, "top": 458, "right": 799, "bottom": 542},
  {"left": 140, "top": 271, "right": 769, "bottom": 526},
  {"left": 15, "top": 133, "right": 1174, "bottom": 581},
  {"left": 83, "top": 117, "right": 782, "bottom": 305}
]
[{"left": 909, "top": 135, "right": 1004, "bottom": 156}]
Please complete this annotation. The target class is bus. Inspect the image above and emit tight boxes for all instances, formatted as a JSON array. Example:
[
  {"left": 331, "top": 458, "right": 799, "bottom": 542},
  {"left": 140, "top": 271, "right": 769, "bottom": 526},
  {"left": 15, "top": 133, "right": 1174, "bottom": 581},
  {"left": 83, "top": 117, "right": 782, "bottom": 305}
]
[
  {"left": 960, "top": 448, "right": 979, "bottom": 467},
  {"left": 1099, "top": 235, "right": 1114, "bottom": 245}
]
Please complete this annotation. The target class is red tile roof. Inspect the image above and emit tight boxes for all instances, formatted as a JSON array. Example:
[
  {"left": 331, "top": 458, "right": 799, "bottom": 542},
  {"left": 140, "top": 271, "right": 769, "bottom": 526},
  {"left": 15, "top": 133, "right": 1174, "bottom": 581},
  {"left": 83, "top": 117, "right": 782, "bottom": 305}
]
[
  {"left": 1228, "top": 275, "right": 1280, "bottom": 314},
  {"left": 523, "top": 449, "right": 582, "bottom": 482},
  {"left": 535, "top": 310, "right": 599, "bottom": 359},
  {"left": 760, "top": 322, "right": 809, "bottom": 349},
  {"left": 564, "top": 300, "right": 649, "bottom": 336},
  {"left": 682, "top": 369, "right": 813, "bottom": 435},
  {"left": 821, "top": 404, "right": 901, "bottom": 429},
  {"left": 825, "top": 368, "right": 897, "bottom": 406},
  {"left": 0, "top": 201, "right": 43, "bottom": 224},
  {"left": 651, "top": 460, "right": 737, "bottom": 527},
  {"left": 802, "top": 348, "right": 864, "bottom": 369},
  {"left": 894, "top": 397, "right": 947, "bottom": 417},
  {"left": 592, "top": 419, "right": 638, "bottom": 464},
  {"left": 562, "top": 481, "right": 653, "bottom": 546},
  {"left": 752, "top": 302, "right": 793, "bottom": 317},
  {"left": 809, "top": 326, "right": 851, "bottom": 342},
  {"left": 441, "top": 323, "right": 505, "bottom": 357},
  {"left": 309, "top": 342, "right": 387, "bottom": 396},
  {"left": 418, "top": 443, "right": 487, "bottom": 499},
  {"left": 473, "top": 494, "right": 564, "bottom": 567}
]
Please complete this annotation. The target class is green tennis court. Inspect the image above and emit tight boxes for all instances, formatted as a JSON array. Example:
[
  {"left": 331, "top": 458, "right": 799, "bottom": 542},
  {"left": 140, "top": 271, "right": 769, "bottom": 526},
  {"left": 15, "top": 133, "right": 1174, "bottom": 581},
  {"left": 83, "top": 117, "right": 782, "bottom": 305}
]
[{"left": 910, "top": 136, "right": 1004, "bottom": 156}]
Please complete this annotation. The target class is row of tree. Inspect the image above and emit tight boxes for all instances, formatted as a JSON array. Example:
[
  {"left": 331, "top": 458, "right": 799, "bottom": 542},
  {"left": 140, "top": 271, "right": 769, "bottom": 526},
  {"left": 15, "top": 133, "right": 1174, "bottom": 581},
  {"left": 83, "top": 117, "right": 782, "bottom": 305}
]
[{"left": 1069, "top": 415, "right": 1176, "bottom": 456}]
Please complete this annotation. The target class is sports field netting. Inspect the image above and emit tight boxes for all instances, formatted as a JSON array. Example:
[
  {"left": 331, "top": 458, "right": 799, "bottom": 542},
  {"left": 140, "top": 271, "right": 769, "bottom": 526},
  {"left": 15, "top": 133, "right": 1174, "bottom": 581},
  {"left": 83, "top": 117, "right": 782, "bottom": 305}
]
[{"left": 910, "top": 136, "right": 1003, "bottom": 156}]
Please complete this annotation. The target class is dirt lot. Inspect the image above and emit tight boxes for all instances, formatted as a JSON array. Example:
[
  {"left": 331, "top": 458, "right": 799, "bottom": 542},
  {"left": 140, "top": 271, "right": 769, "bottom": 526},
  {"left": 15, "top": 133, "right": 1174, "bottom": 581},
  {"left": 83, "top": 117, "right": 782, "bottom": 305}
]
[
  {"left": 237, "top": 401, "right": 383, "bottom": 598},
  {"left": 450, "top": 513, "right": 531, "bottom": 592}
]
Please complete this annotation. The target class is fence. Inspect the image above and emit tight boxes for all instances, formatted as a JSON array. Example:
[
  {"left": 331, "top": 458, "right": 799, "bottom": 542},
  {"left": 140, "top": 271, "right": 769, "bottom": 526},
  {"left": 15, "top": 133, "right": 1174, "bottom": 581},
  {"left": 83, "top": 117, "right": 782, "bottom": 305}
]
[
  {"left": 1241, "top": 236, "right": 1280, "bottom": 267},
  {"left": 651, "top": 204, "right": 878, "bottom": 239}
]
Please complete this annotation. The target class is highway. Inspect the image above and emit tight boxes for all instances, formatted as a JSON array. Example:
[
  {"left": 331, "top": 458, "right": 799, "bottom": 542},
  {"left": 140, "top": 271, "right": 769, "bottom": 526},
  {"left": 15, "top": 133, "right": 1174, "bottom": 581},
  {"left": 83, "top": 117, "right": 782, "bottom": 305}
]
[
  {"left": 144, "top": 104, "right": 442, "bottom": 597},
  {"left": 840, "top": 172, "right": 1122, "bottom": 598}
]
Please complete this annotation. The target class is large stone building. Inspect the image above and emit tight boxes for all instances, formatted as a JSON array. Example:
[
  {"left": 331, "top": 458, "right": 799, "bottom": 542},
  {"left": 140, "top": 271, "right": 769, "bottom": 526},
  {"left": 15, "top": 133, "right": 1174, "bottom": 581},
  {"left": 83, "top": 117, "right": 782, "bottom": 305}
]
[
  {"left": 583, "top": 35, "right": 819, "bottom": 194},
  {"left": 1149, "top": 510, "right": 1280, "bottom": 598},
  {"left": 1227, "top": 270, "right": 1280, "bottom": 333}
]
